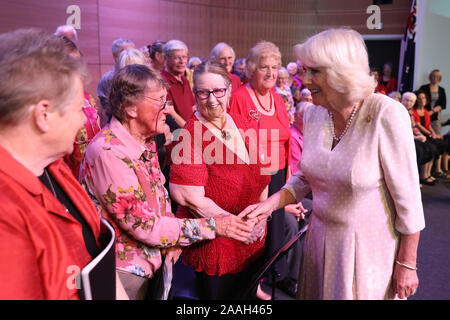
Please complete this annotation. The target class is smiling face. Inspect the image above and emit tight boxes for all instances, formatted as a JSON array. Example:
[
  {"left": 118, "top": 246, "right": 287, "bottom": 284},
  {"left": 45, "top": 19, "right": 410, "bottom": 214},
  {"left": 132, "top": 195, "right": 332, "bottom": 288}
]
[
  {"left": 217, "top": 47, "right": 234, "bottom": 73},
  {"left": 300, "top": 66, "right": 338, "bottom": 108},
  {"left": 401, "top": 95, "right": 416, "bottom": 111},
  {"left": 277, "top": 71, "right": 289, "bottom": 87},
  {"left": 195, "top": 72, "right": 230, "bottom": 122},
  {"left": 166, "top": 49, "right": 188, "bottom": 76},
  {"left": 416, "top": 92, "right": 427, "bottom": 109},
  {"left": 252, "top": 56, "right": 279, "bottom": 92}
]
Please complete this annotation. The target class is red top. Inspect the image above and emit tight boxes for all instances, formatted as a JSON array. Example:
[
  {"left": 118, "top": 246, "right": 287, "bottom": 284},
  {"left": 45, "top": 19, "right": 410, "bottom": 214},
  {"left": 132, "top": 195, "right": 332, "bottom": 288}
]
[
  {"left": 412, "top": 108, "right": 431, "bottom": 131},
  {"left": 161, "top": 69, "right": 196, "bottom": 122},
  {"left": 0, "top": 146, "right": 101, "bottom": 299},
  {"left": 229, "top": 85, "right": 291, "bottom": 174},
  {"left": 378, "top": 77, "right": 397, "bottom": 94},
  {"left": 64, "top": 91, "right": 101, "bottom": 178},
  {"left": 169, "top": 113, "right": 270, "bottom": 275},
  {"left": 229, "top": 72, "right": 242, "bottom": 94}
]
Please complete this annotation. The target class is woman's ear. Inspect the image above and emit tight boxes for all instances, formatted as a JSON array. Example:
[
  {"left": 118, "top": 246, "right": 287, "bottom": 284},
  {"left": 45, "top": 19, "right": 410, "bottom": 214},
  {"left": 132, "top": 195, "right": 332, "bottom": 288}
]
[
  {"left": 32, "top": 100, "right": 52, "bottom": 133},
  {"left": 124, "top": 105, "right": 138, "bottom": 120}
]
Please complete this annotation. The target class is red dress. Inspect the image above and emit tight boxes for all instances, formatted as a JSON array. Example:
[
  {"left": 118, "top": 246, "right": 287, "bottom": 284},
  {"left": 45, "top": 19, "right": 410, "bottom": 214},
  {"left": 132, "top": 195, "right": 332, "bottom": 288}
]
[{"left": 169, "top": 113, "right": 270, "bottom": 276}]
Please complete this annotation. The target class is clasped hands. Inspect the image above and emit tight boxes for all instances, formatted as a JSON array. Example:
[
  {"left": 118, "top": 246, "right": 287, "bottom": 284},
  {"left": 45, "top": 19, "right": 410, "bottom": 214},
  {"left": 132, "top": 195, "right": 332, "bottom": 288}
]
[{"left": 215, "top": 199, "right": 308, "bottom": 245}]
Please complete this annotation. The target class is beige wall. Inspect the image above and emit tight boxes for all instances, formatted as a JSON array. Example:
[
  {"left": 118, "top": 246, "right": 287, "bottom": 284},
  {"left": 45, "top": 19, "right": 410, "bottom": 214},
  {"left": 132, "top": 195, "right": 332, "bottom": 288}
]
[{"left": 0, "top": 0, "right": 411, "bottom": 102}]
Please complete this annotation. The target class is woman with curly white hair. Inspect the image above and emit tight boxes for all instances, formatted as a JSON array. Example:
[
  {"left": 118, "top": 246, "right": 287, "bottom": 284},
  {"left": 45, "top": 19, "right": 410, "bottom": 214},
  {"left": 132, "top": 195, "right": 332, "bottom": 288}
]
[{"left": 239, "top": 28, "right": 425, "bottom": 300}]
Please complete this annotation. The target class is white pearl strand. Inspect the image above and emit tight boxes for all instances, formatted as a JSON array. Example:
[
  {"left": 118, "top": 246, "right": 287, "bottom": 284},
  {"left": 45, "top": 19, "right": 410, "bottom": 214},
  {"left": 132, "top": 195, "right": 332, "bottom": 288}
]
[{"left": 328, "top": 102, "right": 360, "bottom": 142}]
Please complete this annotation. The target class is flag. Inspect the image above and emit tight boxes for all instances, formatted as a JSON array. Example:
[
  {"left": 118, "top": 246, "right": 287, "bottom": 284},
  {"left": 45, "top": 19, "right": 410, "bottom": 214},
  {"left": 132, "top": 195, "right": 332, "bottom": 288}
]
[{"left": 397, "top": 0, "right": 417, "bottom": 93}]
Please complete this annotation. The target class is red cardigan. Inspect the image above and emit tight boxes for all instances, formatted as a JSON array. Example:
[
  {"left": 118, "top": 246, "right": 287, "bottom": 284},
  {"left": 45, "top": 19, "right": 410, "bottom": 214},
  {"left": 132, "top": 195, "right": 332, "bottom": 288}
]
[{"left": 0, "top": 146, "right": 101, "bottom": 300}]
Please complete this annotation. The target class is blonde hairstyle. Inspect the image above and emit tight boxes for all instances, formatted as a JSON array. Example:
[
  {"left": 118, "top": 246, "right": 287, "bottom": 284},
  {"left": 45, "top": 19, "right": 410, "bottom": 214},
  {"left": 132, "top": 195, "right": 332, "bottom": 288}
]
[
  {"left": 294, "top": 28, "right": 376, "bottom": 104},
  {"left": 116, "top": 48, "right": 147, "bottom": 70},
  {"left": 429, "top": 69, "right": 442, "bottom": 82},
  {"left": 246, "top": 41, "right": 282, "bottom": 78}
]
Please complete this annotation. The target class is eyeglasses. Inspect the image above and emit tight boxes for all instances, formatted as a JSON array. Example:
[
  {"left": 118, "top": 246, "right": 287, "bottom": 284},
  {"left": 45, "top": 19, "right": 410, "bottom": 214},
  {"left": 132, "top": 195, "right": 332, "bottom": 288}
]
[
  {"left": 144, "top": 96, "right": 171, "bottom": 111},
  {"left": 195, "top": 88, "right": 227, "bottom": 100},
  {"left": 169, "top": 55, "right": 188, "bottom": 61}
]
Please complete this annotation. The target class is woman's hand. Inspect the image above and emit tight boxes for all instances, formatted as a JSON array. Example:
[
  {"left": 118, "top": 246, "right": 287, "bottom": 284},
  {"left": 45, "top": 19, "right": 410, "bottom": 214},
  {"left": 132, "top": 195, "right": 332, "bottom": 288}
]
[
  {"left": 164, "top": 246, "right": 183, "bottom": 264},
  {"left": 163, "top": 124, "right": 173, "bottom": 146},
  {"left": 285, "top": 202, "right": 308, "bottom": 222},
  {"left": 245, "top": 218, "right": 267, "bottom": 244},
  {"left": 392, "top": 263, "right": 419, "bottom": 299},
  {"left": 238, "top": 197, "right": 278, "bottom": 222},
  {"left": 214, "top": 214, "right": 256, "bottom": 243}
]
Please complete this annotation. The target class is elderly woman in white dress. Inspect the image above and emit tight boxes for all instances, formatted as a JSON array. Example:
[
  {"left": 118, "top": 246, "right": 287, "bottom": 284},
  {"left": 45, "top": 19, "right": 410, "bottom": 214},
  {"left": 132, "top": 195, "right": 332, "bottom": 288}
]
[{"left": 239, "top": 28, "right": 425, "bottom": 300}]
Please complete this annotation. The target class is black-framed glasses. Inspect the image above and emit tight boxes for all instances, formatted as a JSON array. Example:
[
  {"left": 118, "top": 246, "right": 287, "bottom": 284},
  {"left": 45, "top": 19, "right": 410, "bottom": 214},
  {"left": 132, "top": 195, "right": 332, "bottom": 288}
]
[
  {"left": 144, "top": 96, "right": 171, "bottom": 111},
  {"left": 195, "top": 88, "right": 227, "bottom": 100}
]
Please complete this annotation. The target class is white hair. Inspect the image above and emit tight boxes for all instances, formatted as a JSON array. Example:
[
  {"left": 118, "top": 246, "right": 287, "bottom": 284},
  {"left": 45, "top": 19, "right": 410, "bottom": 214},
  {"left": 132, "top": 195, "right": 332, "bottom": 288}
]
[
  {"left": 300, "top": 88, "right": 311, "bottom": 97},
  {"left": 401, "top": 91, "right": 417, "bottom": 103},
  {"left": 294, "top": 28, "right": 376, "bottom": 104},
  {"left": 116, "top": 48, "right": 147, "bottom": 70},
  {"left": 163, "top": 40, "right": 188, "bottom": 56},
  {"left": 210, "top": 42, "right": 235, "bottom": 61},
  {"left": 188, "top": 57, "right": 202, "bottom": 68},
  {"left": 54, "top": 25, "right": 78, "bottom": 40},
  {"left": 286, "top": 62, "right": 298, "bottom": 74},
  {"left": 278, "top": 67, "right": 289, "bottom": 77}
]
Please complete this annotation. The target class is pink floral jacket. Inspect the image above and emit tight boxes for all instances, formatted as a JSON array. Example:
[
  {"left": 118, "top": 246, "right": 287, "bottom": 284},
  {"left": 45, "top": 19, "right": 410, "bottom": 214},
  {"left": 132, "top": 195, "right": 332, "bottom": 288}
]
[{"left": 80, "top": 117, "right": 216, "bottom": 278}]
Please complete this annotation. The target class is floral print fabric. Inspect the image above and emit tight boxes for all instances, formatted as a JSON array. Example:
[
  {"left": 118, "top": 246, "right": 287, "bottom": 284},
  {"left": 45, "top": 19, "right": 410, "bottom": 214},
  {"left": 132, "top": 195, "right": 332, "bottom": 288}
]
[{"left": 80, "top": 116, "right": 216, "bottom": 278}]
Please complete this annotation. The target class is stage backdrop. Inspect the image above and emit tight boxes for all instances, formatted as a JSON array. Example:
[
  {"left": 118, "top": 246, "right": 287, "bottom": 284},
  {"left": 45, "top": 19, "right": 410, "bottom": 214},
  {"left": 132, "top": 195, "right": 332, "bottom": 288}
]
[{"left": 0, "top": 0, "right": 412, "bottom": 102}]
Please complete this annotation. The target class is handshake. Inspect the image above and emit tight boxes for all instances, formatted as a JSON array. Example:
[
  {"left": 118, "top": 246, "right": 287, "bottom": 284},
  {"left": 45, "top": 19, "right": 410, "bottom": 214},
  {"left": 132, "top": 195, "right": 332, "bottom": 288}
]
[{"left": 214, "top": 198, "right": 308, "bottom": 245}]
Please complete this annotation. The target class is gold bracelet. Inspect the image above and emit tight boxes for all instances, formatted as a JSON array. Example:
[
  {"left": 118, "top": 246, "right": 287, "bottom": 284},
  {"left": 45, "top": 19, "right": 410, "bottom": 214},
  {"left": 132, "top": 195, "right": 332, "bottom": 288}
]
[{"left": 395, "top": 260, "right": 418, "bottom": 271}]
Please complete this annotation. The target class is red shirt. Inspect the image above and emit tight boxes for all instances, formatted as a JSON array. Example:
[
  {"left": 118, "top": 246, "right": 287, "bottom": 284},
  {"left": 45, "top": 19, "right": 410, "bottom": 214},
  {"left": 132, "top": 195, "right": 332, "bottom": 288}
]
[
  {"left": 229, "top": 72, "right": 242, "bottom": 94},
  {"left": 0, "top": 146, "right": 101, "bottom": 299},
  {"left": 64, "top": 91, "right": 101, "bottom": 178},
  {"left": 230, "top": 85, "right": 291, "bottom": 174},
  {"left": 161, "top": 69, "right": 196, "bottom": 122},
  {"left": 378, "top": 77, "right": 397, "bottom": 94},
  {"left": 412, "top": 108, "right": 431, "bottom": 131}
]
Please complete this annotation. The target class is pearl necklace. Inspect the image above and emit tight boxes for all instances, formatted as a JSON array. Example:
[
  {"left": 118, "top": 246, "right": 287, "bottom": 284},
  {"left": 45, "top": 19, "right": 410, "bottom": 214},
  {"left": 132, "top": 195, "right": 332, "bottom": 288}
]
[{"left": 328, "top": 102, "right": 360, "bottom": 142}]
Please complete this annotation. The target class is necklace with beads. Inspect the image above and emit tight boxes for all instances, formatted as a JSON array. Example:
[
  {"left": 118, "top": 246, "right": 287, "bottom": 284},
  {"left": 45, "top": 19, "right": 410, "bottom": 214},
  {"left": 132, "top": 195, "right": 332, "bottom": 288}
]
[
  {"left": 206, "top": 116, "right": 231, "bottom": 140},
  {"left": 251, "top": 86, "right": 273, "bottom": 113},
  {"left": 328, "top": 101, "right": 361, "bottom": 142}
]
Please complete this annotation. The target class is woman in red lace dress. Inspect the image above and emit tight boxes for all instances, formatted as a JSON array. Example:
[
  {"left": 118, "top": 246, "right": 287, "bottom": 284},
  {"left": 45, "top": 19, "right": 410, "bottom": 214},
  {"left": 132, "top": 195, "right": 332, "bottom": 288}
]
[{"left": 169, "top": 62, "right": 270, "bottom": 299}]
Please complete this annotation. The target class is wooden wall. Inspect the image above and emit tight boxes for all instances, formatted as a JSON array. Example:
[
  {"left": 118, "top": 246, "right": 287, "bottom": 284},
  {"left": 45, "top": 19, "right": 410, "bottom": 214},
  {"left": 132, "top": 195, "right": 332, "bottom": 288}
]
[{"left": 0, "top": 0, "right": 412, "bottom": 100}]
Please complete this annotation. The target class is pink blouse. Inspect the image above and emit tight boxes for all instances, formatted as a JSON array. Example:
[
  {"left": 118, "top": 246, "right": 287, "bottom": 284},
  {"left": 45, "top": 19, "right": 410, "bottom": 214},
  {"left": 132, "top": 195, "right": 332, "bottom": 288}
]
[{"left": 80, "top": 117, "right": 216, "bottom": 278}]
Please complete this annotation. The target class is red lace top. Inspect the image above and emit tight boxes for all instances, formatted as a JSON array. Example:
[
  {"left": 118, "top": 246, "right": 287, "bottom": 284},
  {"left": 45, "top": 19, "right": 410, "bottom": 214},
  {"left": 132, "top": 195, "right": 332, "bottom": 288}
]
[{"left": 169, "top": 113, "right": 270, "bottom": 275}]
